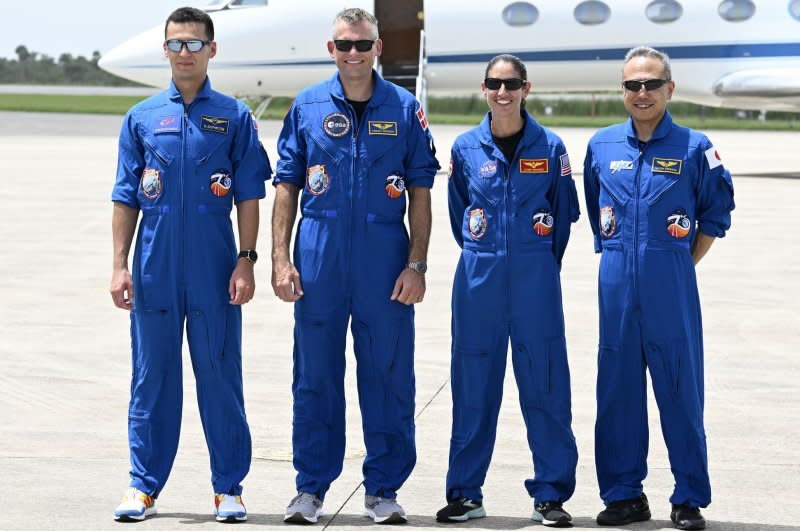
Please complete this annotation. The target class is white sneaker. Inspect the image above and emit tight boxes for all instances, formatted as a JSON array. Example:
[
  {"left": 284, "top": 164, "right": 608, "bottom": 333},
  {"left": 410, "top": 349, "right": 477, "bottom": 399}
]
[
  {"left": 364, "top": 495, "right": 407, "bottom": 524},
  {"left": 284, "top": 492, "right": 324, "bottom": 524},
  {"left": 214, "top": 493, "right": 247, "bottom": 522},
  {"left": 114, "top": 487, "right": 157, "bottom": 521}
]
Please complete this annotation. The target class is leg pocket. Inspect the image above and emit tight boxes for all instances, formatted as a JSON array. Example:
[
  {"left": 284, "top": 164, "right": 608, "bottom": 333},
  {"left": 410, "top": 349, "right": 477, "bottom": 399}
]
[
  {"left": 512, "top": 339, "right": 552, "bottom": 408},
  {"left": 452, "top": 347, "right": 492, "bottom": 411}
]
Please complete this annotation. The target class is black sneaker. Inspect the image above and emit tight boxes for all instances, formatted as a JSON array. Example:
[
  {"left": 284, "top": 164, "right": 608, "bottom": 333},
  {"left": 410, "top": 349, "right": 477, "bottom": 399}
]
[
  {"left": 532, "top": 501, "right": 572, "bottom": 527},
  {"left": 596, "top": 493, "right": 651, "bottom": 526},
  {"left": 670, "top": 504, "right": 706, "bottom": 530},
  {"left": 435, "top": 497, "right": 486, "bottom": 523}
]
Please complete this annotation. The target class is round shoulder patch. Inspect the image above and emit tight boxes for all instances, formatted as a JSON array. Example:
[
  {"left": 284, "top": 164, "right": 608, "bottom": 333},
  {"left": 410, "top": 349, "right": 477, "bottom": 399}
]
[
  {"left": 306, "top": 164, "right": 330, "bottom": 195},
  {"left": 532, "top": 209, "right": 554, "bottom": 237},
  {"left": 323, "top": 112, "right": 351, "bottom": 138},
  {"left": 209, "top": 169, "right": 232, "bottom": 197},
  {"left": 666, "top": 209, "right": 691, "bottom": 238},
  {"left": 141, "top": 168, "right": 162, "bottom": 200},
  {"left": 468, "top": 208, "right": 487, "bottom": 240}
]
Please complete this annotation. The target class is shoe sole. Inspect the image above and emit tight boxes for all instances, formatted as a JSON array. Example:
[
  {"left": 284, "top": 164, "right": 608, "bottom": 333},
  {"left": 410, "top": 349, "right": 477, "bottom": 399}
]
[
  {"left": 436, "top": 506, "right": 487, "bottom": 523},
  {"left": 114, "top": 507, "right": 157, "bottom": 521},
  {"left": 532, "top": 512, "right": 572, "bottom": 528},
  {"left": 214, "top": 511, "right": 248, "bottom": 522},
  {"left": 363, "top": 509, "right": 408, "bottom": 524},
  {"left": 284, "top": 509, "right": 323, "bottom": 524},
  {"left": 671, "top": 517, "right": 706, "bottom": 530},
  {"left": 597, "top": 510, "right": 651, "bottom": 526}
]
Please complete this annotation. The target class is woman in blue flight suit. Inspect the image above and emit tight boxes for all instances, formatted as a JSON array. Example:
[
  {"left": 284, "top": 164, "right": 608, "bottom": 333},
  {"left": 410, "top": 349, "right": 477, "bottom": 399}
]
[{"left": 436, "top": 54, "right": 579, "bottom": 527}]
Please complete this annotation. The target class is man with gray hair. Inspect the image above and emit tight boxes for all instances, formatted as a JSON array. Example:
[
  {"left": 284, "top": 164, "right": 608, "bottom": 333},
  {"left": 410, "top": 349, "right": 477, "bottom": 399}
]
[
  {"left": 583, "top": 46, "right": 734, "bottom": 530},
  {"left": 272, "top": 7, "right": 439, "bottom": 525}
]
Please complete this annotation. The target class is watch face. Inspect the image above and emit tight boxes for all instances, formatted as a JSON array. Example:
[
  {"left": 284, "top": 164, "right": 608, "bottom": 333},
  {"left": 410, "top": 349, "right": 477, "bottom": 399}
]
[
  {"left": 240, "top": 250, "right": 258, "bottom": 263},
  {"left": 410, "top": 261, "right": 426, "bottom": 274}
]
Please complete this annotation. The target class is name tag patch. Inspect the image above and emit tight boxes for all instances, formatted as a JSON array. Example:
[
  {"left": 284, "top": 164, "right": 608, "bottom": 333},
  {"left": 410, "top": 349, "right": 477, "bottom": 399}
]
[
  {"left": 201, "top": 115, "right": 229, "bottom": 134},
  {"left": 651, "top": 157, "right": 682, "bottom": 174},
  {"left": 368, "top": 121, "right": 398, "bottom": 136},
  {"left": 519, "top": 158, "right": 549, "bottom": 174}
]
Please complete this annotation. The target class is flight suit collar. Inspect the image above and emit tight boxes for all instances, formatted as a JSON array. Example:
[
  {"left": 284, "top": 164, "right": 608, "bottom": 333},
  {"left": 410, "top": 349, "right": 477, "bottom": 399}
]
[
  {"left": 167, "top": 76, "right": 213, "bottom": 103},
  {"left": 327, "top": 70, "right": 390, "bottom": 109},
  {"left": 625, "top": 110, "right": 674, "bottom": 145},
  {"left": 478, "top": 109, "right": 545, "bottom": 163}
]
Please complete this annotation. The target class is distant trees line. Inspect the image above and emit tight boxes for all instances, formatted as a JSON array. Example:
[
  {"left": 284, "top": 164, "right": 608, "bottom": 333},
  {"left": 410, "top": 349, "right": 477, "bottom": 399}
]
[{"left": 0, "top": 45, "right": 140, "bottom": 86}]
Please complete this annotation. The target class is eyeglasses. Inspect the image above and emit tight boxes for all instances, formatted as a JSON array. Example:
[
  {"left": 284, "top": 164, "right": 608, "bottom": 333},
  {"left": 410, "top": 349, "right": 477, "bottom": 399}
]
[
  {"left": 165, "top": 39, "right": 211, "bottom": 53},
  {"left": 622, "top": 79, "right": 668, "bottom": 92},
  {"left": 333, "top": 39, "right": 375, "bottom": 52},
  {"left": 484, "top": 78, "right": 525, "bottom": 91}
]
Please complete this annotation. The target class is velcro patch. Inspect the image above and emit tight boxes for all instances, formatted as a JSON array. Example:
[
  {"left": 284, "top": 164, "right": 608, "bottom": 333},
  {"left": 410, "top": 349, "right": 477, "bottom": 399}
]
[
  {"left": 368, "top": 121, "right": 398, "bottom": 136},
  {"left": 201, "top": 115, "right": 229, "bottom": 134},
  {"left": 651, "top": 157, "right": 682, "bottom": 174},
  {"left": 519, "top": 158, "right": 549, "bottom": 174}
]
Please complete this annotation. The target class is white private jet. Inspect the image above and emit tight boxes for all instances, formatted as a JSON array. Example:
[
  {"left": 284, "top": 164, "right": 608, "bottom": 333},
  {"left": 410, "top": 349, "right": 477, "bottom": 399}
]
[{"left": 98, "top": 0, "right": 800, "bottom": 112}]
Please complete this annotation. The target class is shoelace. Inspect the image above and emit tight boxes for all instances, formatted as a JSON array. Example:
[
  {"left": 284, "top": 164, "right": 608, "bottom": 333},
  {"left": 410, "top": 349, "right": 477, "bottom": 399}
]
[{"left": 291, "top": 492, "right": 319, "bottom": 507}]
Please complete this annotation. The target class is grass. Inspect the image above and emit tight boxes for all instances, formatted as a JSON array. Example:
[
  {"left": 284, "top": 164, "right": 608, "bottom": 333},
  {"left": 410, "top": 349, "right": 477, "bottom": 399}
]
[{"left": 1, "top": 93, "right": 798, "bottom": 131}]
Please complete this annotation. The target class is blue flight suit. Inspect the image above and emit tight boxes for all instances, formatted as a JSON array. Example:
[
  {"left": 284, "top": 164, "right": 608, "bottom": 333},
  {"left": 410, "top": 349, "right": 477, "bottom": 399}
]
[
  {"left": 446, "top": 111, "right": 579, "bottom": 504},
  {"left": 275, "top": 71, "right": 439, "bottom": 500},
  {"left": 583, "top": 111, "right": 734, "bottom": 508},
  {"left": 112, "top": 78, "right": 271, "bottom": 497}
]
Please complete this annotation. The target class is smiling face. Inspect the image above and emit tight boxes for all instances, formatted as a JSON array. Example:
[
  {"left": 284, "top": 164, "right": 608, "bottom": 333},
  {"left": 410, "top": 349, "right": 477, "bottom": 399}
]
[
  {"left": 481, "top": 60, "right": 531, "bottom": 121},
  {"left": 622, "top": 55, "right": 675, "bottom": 132},
  {"left": 327, "top": 20, "right": 382, "bottom": 86},
  {"left": 163, "top": 21, "right": 216, "bottom": 85}
]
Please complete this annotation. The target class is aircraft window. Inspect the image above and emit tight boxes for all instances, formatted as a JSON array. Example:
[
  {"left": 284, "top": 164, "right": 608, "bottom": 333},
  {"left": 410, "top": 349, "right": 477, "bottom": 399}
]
[
  {"left": 574, "top": 1, "right": 611, "bottom": 25},
  {"left": 718, "top": 0, "right": 755, "bottom": 21},
  {"left": 790, "top": 0, "right": 800, "bottom": 21},
  {"left": 502, "top": 2, "right": 539, "bottom": 26},
  {"left": 645, "top": 0, "right": 683, "bottom": 23}
]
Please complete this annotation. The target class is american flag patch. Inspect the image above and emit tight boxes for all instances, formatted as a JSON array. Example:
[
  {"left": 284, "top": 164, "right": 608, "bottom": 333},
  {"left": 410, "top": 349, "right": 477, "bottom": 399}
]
[
  {"left": 416, "top": 107, "right": 428, "bottom": 130},
  {"left": 560, "top": 153, "right": 572, "bottom": 176}
]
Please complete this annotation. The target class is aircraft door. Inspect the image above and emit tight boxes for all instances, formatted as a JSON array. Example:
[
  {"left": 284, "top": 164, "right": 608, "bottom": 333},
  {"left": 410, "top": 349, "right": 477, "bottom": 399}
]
[{"left": 376, "top": 0, "right": 424, "bottom": 95}]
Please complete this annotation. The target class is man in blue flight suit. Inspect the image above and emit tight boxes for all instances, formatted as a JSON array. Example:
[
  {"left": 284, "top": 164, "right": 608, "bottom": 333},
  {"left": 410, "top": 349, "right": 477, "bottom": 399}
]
[
  {"left": 109, "top": 7, "right": 270, "bottom": 523},
  {"left": 583, "top": 46, "right": 734, "bottom": 531},
  {"left": 271, "top": 8, "right": 439, "bottom": 525}
]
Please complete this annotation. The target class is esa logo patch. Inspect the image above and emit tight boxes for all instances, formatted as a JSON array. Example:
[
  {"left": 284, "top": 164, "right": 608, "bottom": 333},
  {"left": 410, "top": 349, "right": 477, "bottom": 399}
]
[
  {"left": 532, "top": 209, "right": 554, "bottom": 237},
  {"left": 209, "top": 169, "right": 232, "bottom": 197},
  {"left": 368, "top": 121, "right": 398, "bottom": 136},
  {"left": 479, "top": 159, "right": 497, "bottom": 179},
  {"left": 519, "top": 158, "right": 549, "bottom": 174},
  {"left": 652, "top": 157, "right": 682, "bottom": 174},
  {"left": 599, "top": 206, "right": 616, "bottom": 237},
  {"left": 141, "top": 168, "right": 162, "bottom": 200},
  {"left": 666, "top": 209, "right": 691, "bottom": 238},
  {"left": 306, "top": 164, "right": 330, "bottom": 195},
  {"left": 323, "top": 112, "right": 350, "bottom": 137},
  {"left": 385, "top": 174, "right": 405, "bottom": 199},
  {"left": 468, "top": 208, "right": 487, "bottom": 240},
  {"left": 201, "top": 115, "right": 229, "bottom": 134}
]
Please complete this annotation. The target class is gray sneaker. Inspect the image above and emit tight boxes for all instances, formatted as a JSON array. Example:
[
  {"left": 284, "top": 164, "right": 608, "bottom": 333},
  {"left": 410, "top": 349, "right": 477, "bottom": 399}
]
[
  {"left": 284, "top": 492, "right": 324, "bottom": 524},
  {"left": 364, "top": 495, "right": 407, "bottom": 524}
]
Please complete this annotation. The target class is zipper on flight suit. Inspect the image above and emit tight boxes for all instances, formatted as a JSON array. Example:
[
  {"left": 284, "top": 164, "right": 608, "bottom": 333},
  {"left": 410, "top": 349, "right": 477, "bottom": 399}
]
[
  {"left": 180, "top": 106, "right": 189, "bottom": 291},
  {"left": 633, "top": 144, "right": 645, "bottom": 313}
]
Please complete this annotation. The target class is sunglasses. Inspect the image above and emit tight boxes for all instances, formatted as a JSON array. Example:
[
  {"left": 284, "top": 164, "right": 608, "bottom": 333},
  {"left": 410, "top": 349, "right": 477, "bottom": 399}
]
[
  {"left": 165, "top": 39, "right": 210, "bottom": 53},
  {"left": 622, "top": 79, "right": 668, "bottom": 92},
  {"left": 484, "top": 77, "right": 525, "bottom": 91},
  {"left": 333, "top": 39, "right": 375, "bottom": 52}
]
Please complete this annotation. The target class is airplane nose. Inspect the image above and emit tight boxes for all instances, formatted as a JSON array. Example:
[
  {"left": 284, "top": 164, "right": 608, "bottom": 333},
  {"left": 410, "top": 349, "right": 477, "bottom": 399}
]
[{"left": 98, "top": 24, "right": 170, "bottom": 88}]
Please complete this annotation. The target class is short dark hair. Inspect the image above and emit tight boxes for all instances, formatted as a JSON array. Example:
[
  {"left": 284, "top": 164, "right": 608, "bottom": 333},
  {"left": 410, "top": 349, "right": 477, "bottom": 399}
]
[
  {"left": 165, "top": 7, "right": 214, "bottom": 41},
  {"left": 333, "top": 8, "right": 379, "bottom": 39},
  {"left": 484, "top": 54, "right": 528, "bottom": 81}
]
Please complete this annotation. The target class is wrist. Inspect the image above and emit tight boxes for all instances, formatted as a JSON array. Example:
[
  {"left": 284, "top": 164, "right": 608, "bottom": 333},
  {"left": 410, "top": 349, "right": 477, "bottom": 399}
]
[{"left": 238, "top": 249, "right": 258, "bottom": 264}]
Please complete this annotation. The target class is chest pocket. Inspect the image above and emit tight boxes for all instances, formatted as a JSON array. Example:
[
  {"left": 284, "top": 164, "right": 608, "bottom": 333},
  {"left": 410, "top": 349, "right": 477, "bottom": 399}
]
[
  {"left": 365, "top": 120, "right": 407, "bottom": 223},
  {"left": 646, "top": 161, "right": 695, "bottom": 246},
  {"left": 463, "top": 167, "right": 500, "bottom": 252},
  {"left": 512, "top": 157, "right": 555, "bottom": 248}
]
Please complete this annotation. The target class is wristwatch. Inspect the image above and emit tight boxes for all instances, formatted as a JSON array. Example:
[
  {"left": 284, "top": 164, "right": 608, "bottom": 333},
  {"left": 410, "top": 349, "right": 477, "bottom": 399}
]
[
  {"left": 407, "top": 261, "right": 427, "bottom": 275},
  {"left": 238, "top": 249, "right": 258, "bottom": 264}
]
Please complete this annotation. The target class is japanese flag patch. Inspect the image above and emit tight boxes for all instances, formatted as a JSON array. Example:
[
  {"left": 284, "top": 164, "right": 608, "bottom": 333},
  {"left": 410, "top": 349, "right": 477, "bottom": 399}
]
[{"left": 705, "top": 146, "right": 723, "bottom": 169}]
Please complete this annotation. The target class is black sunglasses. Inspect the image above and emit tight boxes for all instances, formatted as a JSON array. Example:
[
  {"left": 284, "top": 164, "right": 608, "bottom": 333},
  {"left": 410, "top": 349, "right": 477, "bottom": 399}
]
[
  {"left": 484, "top": 77, "right": 525, "bottom": 91},
  {"left": 165, "top": 39, "right": 210, "bottom": 53},
  {"left": 333, "top": 39, "right": 375, "bottom": 52},
  {"left": 622, "top": 78, "right": 668, "bottom": 92}
]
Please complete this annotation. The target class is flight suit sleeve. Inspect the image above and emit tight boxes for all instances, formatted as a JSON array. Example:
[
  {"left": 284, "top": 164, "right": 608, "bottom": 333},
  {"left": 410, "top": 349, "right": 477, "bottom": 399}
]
[
  {"left": 231, "top": 108, "right": 271, "bottom": 202},
  {"left": 583, "top": 142, "right": 603, "bottom": 253},
  {"left": 549, "top": 143, "right": 580, "bottom": 266},
  {"left": 111, "top": 111, "right": 143, "bottom": 209},
  {"left": 695, "top": 138, "right": 735, "bottom": 238},
  {"left": 403, "top": 102, "right": 440, "bottom": 188},
  {"left": 447, "top": 148, "right": 468, "bottom": 248},
  {"left": 274, "top": 101, "right": 307, "bottom": 188}
]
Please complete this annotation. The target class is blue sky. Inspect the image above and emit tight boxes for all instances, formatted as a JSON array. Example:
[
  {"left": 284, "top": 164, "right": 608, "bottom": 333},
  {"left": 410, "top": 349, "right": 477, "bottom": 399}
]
[{"left": 1, "top": 0, "right": 189, "bottom": 60}]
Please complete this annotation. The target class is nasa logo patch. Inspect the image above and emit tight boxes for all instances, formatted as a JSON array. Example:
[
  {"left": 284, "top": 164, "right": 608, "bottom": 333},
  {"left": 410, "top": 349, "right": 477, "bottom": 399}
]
[
  {"left": 532, "top": 209, "right": 554, "bottom": 237},
  {"left": 209, "top": 169, "right": 232, "bottom": 197},
  {"left": 479, "top": 159, "right": 497, "bottom": 179},
  {"left": 468, "top": 208, "right": 487, "bottom": 240},
  {"left": 141, "top": 168, "right": 162, "bottom": 200},
  {"left": 600, "top": 206, "right": 616, "bottom": 237},
  {"left": 306, "top": 164, "right": 330, "bottom": 195},
  {"left": 385, "top": 174, "right": 406, "bottom": 199},
  {"left": 323, "top": 112, "right": 350, "bottom": 137},
  {"left": 666, "top": 209, "right": 691, "bottom": 238}
]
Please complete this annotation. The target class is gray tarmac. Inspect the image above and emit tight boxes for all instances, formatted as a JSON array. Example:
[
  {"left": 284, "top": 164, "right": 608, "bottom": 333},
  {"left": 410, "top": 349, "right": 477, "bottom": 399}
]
[{"left": 0, "top": 111, "right": 798, "bottom": 530}]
